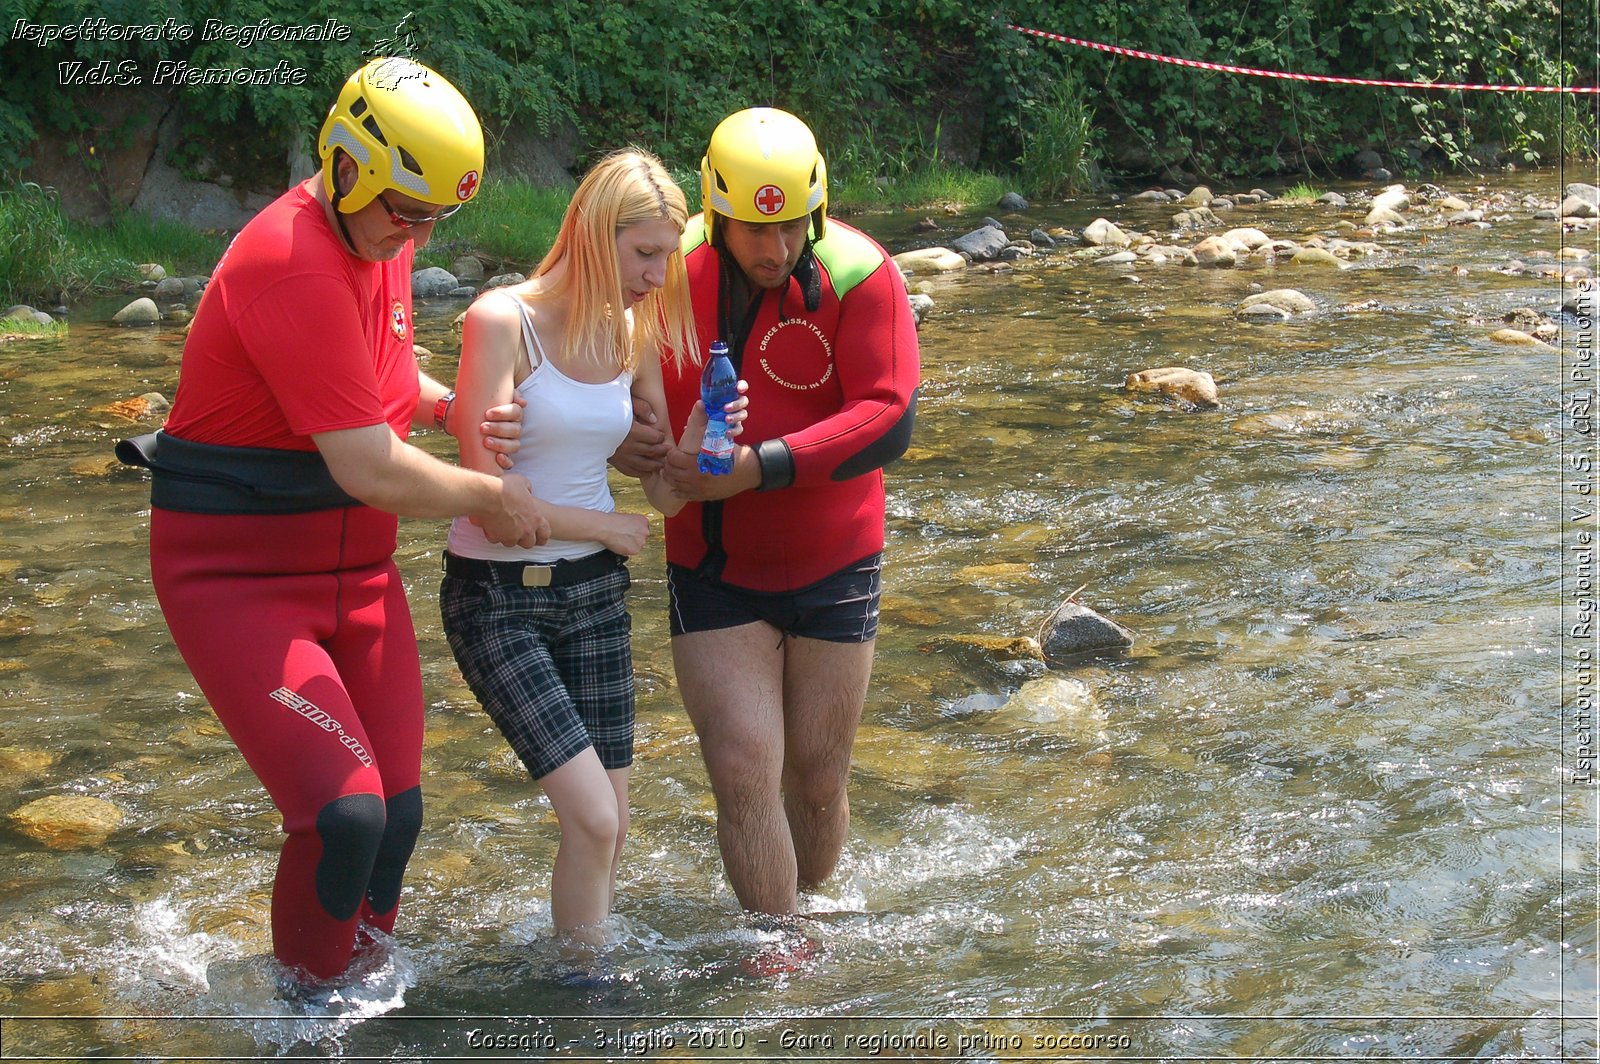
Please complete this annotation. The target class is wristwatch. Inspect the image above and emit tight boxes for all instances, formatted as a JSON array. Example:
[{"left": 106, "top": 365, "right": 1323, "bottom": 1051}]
[{"left": 433, "top": 390, "right": 455, "bottom": 432}]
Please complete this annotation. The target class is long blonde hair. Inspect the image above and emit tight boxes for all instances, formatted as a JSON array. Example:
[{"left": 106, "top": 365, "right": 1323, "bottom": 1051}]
[{"left": 533, "top": 149, "right": 697, "bottom": 373}]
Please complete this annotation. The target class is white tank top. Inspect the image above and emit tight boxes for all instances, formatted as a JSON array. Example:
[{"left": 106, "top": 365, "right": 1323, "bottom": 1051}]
[{"left": 447, "top": 293, "right": 635, "bottom": 563}]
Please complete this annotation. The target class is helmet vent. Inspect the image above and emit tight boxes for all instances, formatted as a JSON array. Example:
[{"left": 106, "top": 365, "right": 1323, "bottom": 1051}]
[
  {"left": 397, "top": 146, "right": 424, "bottom": 176},
  {"left": 349, "top": 96, "right": 368, "bottom": 119},
  {"left": 715, "top": 172, "right": 729, "bottom": 193},
  {"left": 362, "top": 116, "right": 389, "bottom": 147}
]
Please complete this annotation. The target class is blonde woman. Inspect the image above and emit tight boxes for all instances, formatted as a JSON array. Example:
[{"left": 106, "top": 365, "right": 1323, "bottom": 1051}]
[{"left": 440, "top": 150, "right": 734, "bottom": 959}]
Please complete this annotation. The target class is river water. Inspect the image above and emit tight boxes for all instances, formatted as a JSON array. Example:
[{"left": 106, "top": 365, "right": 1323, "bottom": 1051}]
[{"left": 0, "top": 173, "right": 1595, "bottom": 1061}]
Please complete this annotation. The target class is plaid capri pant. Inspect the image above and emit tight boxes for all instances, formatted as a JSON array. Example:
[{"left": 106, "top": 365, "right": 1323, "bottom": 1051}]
[{"left": 440, "top": 563, "right": 634, "bottom": 780}]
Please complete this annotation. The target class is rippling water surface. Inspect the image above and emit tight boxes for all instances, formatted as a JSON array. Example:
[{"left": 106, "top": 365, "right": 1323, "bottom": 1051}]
[{"left": 0, "top": 173, "right": 1594, "bottom": 1060}]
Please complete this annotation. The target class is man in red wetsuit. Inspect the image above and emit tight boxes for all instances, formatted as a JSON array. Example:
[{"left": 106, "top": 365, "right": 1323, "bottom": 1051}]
[
  {"left": 626, "top": 107, "right": 919, "bottom": 918},
  {"left": 119, "top": 57, "right": 548, "bottom": 990}
]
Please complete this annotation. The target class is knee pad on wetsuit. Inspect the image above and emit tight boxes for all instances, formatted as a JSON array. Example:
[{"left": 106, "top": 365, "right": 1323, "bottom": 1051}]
[
  {"left": 365, "top": 786, "right": 423, "bottom": 915},
  {"left": 313, "top": 793, "right": 387, "bottom": 921}
]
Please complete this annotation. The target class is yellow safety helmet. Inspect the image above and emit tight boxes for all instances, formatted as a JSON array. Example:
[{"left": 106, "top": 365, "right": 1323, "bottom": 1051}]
[
  {"left": 317, "top": 57, "right": 484, "bottom": 215},
  {"left": 700, "top": 107, "right": 827, "bottom": 246}
]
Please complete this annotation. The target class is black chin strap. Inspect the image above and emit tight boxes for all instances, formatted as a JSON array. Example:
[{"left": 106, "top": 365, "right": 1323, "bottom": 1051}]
[{"left": 328, "top": 151, "right": 358, "bottom": 253}]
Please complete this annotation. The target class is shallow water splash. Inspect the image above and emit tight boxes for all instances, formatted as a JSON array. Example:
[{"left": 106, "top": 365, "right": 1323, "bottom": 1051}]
[{"left": 0, "top": 173, "right": 1595, "bottom": 1059}]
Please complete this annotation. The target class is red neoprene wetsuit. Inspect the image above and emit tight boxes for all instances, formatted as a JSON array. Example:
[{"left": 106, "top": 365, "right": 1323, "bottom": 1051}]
[
  {"left": 147, "top": 181, "right": 425, "bottom": 981},
  {"left": 661, "top": 217, "right": 920, "bottom": 592}
]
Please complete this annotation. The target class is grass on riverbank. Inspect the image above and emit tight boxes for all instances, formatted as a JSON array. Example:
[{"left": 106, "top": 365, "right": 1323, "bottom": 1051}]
[
  {"left": 4, "top": 163, "right": 1014, "bottom": 305},
  {"left": 0, "top": 183, "right": 227, "bottom": 308}
]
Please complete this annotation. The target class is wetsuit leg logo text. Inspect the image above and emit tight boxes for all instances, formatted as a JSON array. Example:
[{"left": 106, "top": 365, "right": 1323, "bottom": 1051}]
[{"left": 268, "top": 687, "right": 374, "bottom": 767}]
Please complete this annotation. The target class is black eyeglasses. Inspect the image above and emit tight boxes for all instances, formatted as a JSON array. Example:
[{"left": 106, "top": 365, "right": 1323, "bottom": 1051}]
[{"left": 375, "top": 190, "right": 463, "bottom": 228}]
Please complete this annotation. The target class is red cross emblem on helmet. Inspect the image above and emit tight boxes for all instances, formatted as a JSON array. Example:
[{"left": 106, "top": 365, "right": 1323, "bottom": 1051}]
[
  {"left": 456, "top": 170, "right": 479, "bottom": 201},
  {"left": 754, "top": 184, "right": 786, "bottom": 216}
]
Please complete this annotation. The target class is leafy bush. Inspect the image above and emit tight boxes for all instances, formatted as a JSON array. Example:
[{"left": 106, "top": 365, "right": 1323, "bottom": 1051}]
[{"left": 1, "top": 0, "right": 1593, "bottom": 197}]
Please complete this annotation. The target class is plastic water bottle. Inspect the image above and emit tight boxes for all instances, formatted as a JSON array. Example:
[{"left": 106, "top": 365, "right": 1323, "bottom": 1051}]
[{"left": 698, "top": 340, "right": 737, "bottom": 475}]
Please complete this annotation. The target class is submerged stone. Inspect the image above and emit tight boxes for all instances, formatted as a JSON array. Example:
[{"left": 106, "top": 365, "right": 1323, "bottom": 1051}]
[{"left": 10, "top": 794, "right": 125, "bottom": 849}]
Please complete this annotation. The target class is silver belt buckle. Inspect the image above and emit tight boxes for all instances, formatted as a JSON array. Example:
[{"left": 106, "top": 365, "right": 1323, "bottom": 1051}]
[{"left": 522, "top": 565, "right": 553, "bottom": 588}]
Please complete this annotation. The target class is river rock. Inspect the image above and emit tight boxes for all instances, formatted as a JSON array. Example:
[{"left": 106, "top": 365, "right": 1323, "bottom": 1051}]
[
  {"left": 1222, "top": 227, "right": 1271, "bottom": 251},
  {"left": 1446, "top": 209, "right": 1485, "bottom": 224},
  {"left": 1237, "top": 302, "right": 1291, "bottom": 321},
  {"left": 411, "top": 267, "right": 460, "bottom": 298},
  {"left": 91, "top": 391, "right": 169, "bottom": 422},
  {"left": 951, "top": 225, "right": 1009, "bottom": 261},
  {"left": 3, "top": 304, "right": 53, "bottom": 326},
  {"left": 1126, "top": 366, "right": 1219, "bottom": 408},
  {"left": 893, "top": 247, "right": 966, "bottom": 274},
  {"left": 153, "top": 276, "right": 186, "bottom": 301},
  {"left": 0, "top": 746, "right": 54, "bottom": 785},
  {"left": 1567, "top": 183, "right": 1600, "bottom": 207},
  {"left": 1131, "top": 189, "right": 1172, "bottom": 202},
  {"left": 1371, "top": 186, "right": 1410, "bottom": 213},
  {"left": 1365, "top": 206, "right": 1407, "bottom": 227},
  {"left": 10, "top": 794, "right": 125, "bottom": 849},
  {"left": 1290, "top": 247, "right": 1345, "bottom": 268},
  {"left": 113, "top": 297, "right": 160, "bottom": 326},
  {"left": 1181, "top": 186, "right": 1213, "bottom": 207},
  {"left": 1317, "top": 192, "right": 1349, "bottom": 208},
  {"left": 1438, "top": 195, "right": 1472, "bottom": 212},
  {"left": 451, "top": 255, "right": 486, "bottom": 282},
  {"left": 1094, "top": 251, "right": 1138, "bottom": 267},
  {"left": 1354, "top": 148, "right": 1384, "bottom": 173},
  {"left": 1173, "top": 206, "right": 1220, "bottom": 229},
  {"left": 136, "top": 263, "right": 167, "bottom": 282},
  {"left": 908, "top": 293, "right": 935, "bottom": 326},
  {"left": 1078, "top": 218, "right": 1129, "bottom": 247},
  {"left": 1001, "top": 676, "right": 1106, "bottom": 739},
  {"left": 484, "top": 272, "right": 525, "bottom": 291},
  {"left": 1037, "top": 600, "right": 1135, "bottom": 665},
  {"left": 998, "top": 191, "right": 1029, "bottom": 210},
  {"left": 1192, "top": 236, "right": 1236, "bottom": 268},
  {"left": 1240, "top": 288, "right": 1316, "bottom": 316},
  {"left": 1489, "top": 328, "right": 1554, "bottom": 347},
  {"left": 1560, "top": 195, "right": 1598, "bottom": 219},
  {"left": 1029, "top": 228, "right": 1056, "bottom": 248}
]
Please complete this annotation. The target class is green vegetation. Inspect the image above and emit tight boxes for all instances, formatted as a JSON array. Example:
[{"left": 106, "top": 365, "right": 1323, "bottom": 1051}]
[
  {"left": 0, "top": 313, "right": 68, "bottom": 338},
  {"left": 0, "top": 181, "right": 225, "bottom": 306},
  {"left": 3, "top": 1, "right": 1592, "bottom": 194},
  {"left": 1280, "top": 181, "right": 1323, "bottom": 202},
  {"left": 2, "top": 1, "right": 1595, "bottom": 300}
]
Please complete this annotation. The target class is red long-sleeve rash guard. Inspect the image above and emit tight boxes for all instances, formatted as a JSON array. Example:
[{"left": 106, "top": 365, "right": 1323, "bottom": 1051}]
[{"left": 662, "top": 217, "right": 921, "bottom": 592}]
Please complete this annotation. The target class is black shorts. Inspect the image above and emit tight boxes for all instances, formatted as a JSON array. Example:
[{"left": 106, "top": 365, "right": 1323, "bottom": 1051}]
[{"left": 667, "top": 554, "right": 882, "bottom": 644}]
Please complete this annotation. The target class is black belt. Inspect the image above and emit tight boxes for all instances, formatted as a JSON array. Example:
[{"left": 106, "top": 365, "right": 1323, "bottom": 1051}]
[
  {"left": 442, "top": 549, "right": 625, "bottom": 588},
  {"left": 115, "top": 431, "right": 360, "bottom": 515}
]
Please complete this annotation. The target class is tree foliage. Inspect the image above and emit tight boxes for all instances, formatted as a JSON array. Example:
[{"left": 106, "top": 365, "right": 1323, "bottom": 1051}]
[{"left": 1, "top": 0, "right": 1593, "bottom": 189}]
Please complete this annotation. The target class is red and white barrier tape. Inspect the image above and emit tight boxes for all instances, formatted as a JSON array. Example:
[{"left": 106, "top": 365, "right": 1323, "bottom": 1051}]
[{"left": 1009, "top": 24, "right": 1600, "bottom": 94}]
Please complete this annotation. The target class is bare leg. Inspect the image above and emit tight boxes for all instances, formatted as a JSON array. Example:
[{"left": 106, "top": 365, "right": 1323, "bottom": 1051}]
[
  {"left": 539, "top": 747, "right": 623, "bottom": 940},
  {"left": 781, "top": 637, "right": 874, "bottom": 888},
  {"left": 605, "top": 766, "right": 630, "bottom": 910},
  {"left": 673, "top": 623, "right": 795, "bottom": 913}
]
